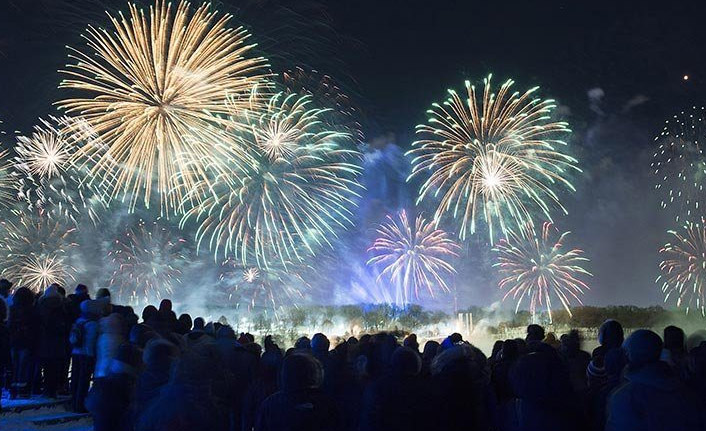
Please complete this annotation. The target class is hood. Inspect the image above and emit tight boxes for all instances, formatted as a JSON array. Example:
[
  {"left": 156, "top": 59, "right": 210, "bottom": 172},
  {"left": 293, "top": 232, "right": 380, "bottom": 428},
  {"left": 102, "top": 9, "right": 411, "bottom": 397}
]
[
  {"left": 81, "top": 298, "right": 108, "bottom": 318},
  {"left": 624, "top": 361, "right": 681, "bottom": 391},
  {"left": 99, "top": 313, "right": 124, "bottom": 334}
]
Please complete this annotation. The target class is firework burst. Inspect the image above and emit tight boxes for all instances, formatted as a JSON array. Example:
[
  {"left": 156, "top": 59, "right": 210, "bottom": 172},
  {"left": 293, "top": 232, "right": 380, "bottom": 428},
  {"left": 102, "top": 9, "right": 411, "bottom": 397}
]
[
  {"left": 57, "top": 0, "right": 269, "bottom": 214},
  {"left": 182, "top": 90, "right": 362, "bottom": 268},
  {"left": 658, "top": 221, "right": 706, "bottom": 315},
  {"left": 652, "top": 106, "right": 706, "bottom": 222},
  {"left": 494, "top": 222, "right": 590, "bottom": 321},
  {"left": 367, "top": 210, "right": 460, "bottom": 303},
  {"left": 15, "top": 117, "right": 106, "bottom": 225},
  {"left": 109, "top": 219, "right": 188, "bottom": 305},
  {"left": 407, "top": 75, "right": 579, "bottom": 241},
  {"left": 0, "top": 209, "right": 77, "bottom": 291},
  {"left": 219, "top": 258, "right": 308, "bottom": 312}
]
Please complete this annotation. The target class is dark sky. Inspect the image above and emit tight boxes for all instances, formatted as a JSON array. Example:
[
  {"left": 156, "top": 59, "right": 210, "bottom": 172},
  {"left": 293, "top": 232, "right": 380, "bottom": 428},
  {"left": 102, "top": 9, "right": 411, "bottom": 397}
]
[{"left": 1, "top": 0, "right": 704, "bottom": 307}]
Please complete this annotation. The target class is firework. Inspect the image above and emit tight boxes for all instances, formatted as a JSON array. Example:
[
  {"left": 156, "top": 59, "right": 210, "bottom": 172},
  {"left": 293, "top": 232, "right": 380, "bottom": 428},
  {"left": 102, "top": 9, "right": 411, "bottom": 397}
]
[
  {"left": 367, "top": 210, "right": 460, "bottom": 304},
  {"left": 0, "top": 209, "right": 77, "bottom": 291},
  {"left": 219, "top": 258, "right": 308, "bottom": 312},
  {"left": 182, "top": 91, "right": 362, "bottom": 268},
  {"left": 658, "top": 221, "right": 706, "bottom": 314},
  {"left": 494, "top": 222, "right": 590, "bottom": 321},
  {"left": 57, "top": 0, "right": 269, "bottom": 214},
  {"left": 652, "top": 106, "right": 706, "bottom": 222},
  {"left": 283, "top": 66, "right": 364, "bottom": 145},
  {"left": 407, "top": 75, "right": 579, "bottom": 241},
  {"left": 109, "top": 219, "right": 188, "bottom": 305},
  {"left": 0, "top": 149, "right": 15, "bottom": 210},
  {"left": 15, "top": 117, "right": 106, "bottom": 225}
]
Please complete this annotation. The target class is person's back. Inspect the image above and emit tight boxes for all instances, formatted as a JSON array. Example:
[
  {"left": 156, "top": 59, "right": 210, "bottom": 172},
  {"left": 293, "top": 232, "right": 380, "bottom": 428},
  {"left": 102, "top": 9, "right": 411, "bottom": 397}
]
[
  {"left": 359, "top": 346, "right": 435, "bottom": 431},
  {"left": 431, "top": 343, "right": 492, "bottom": 431},
  {"left": 256, "top": 353, "right": 340, "bottom": 431},
  {"left": 606, "top": 329, "right": 705, "bottom": 431},
  {"left": 95, "top": 313, "right": 126, "bottom": 378},
  {"left": 508, "top": 342, "right": 580, "bottom": 431}
]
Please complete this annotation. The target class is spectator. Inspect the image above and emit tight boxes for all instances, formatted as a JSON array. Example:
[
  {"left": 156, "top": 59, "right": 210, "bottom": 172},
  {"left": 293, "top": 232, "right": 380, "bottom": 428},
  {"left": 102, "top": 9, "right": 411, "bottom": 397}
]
[
  {"left": 526, "top": 324, "right": 545, "bottom": 343},
  {"left": 95, "top": 313, "right": 126, "bottom": 379},
  {"left": 255, "top": 353, "right": 341, "bottom": 431},
  {"left": 36, "top": 284, "right": 69, "bottom": 398},
  {"left": 8, "top": 286, "right": 37, "bottom": 398},
  {"left": 70, "top": 298, "right": 105, "bottom": 412},
  {"left": 606, "top": 329, "right": 705, "bottom": 431}
]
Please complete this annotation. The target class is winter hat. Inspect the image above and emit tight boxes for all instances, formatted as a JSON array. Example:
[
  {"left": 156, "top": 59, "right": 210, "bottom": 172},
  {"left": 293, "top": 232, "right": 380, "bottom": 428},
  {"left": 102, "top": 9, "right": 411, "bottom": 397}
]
[
  {"left": 281, "top": 353, "right": 323, "bottom": 392},
  {"left": 80, "top": 298, "right": 108, "bottom": 317},
  {"left": 403, "top": 334, "right": 419, "bottom": 352},
  {"left": 96, "top": 288, "right": 111, "bottom": 299},
  {"left": 216, "top": 325, "right": 236, "bottom": 339},
  {"left": 392, "top": 346, "right": 422, "bottom": 376},
  {"left": 623, "top": 329, "right": 662, "bottom": 367},
  {"left": 311, "top": 333, "right": 330, "bottom": 353},
  {"left": 526, "top": 324, "right": 545, "bottom": 342},
  {"left": 193, "top": 317, "right": 205, "bottom": 331},
  {"left": 294, "top": 336, "right": 311, "bottom": 350},
  {"left": 598, "top": 319, "right": 624, "bottom": 349},
  {"left": 142, "top": 305, "right": 158, "bottom": 322},
  {"left": 663, "top": 326, "right": 686, "bottom": 353},
  {"left": 109, "top": 343, "right": 142, "bottom": 376}
]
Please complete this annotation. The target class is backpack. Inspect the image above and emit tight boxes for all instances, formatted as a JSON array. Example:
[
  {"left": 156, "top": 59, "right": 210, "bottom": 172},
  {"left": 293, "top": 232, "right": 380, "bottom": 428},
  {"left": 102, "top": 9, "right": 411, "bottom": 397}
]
[{"left": 70, "top": 320, "right": 87, "bottom": 347}]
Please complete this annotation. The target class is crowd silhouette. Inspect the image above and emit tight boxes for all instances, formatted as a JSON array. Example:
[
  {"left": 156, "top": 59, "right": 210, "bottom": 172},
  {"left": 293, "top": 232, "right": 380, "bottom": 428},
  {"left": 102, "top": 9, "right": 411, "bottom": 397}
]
[{"left": 1, "top": 278, "right": 706, "bottom": 430}]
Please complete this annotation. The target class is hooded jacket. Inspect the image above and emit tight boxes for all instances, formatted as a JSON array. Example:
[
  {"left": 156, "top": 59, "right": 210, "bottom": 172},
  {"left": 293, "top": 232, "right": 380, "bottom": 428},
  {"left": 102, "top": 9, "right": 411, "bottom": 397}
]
[
  {"left": 95, "top": 313, "right": 126, "bottom": 378},
  {"left": 606, "top": 361, "right": 706, "bottom": 431}
]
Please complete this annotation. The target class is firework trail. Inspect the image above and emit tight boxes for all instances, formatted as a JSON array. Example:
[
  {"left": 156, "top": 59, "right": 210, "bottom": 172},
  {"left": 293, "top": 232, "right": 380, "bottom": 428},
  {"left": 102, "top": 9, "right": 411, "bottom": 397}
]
[
  {"left": 658, "top": 220, "right": 706, "bottom": 315},
  {"left": 652, "top": 106, "right": 706, "bottom": 222},
  {"left": 108, "top": 219, "right": 188, "bottom": 305},
  {"left": 407, "top": 75, "right": 579, "bottom": 241},
  {"left": 368, "top": 210, "right": 460, "bottom": 304},
  {"left": 494, "top": 222, "right": 591, "bottom": 321},
  {"left": 218, "top": 258, "right": 308, "bottom": 313}
]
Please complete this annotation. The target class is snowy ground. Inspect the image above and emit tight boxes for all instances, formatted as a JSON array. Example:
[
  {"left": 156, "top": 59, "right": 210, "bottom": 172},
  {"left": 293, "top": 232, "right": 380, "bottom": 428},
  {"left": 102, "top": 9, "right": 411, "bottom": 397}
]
[{"left": 1, "top": 393, "right": 92, "bottom": 431}]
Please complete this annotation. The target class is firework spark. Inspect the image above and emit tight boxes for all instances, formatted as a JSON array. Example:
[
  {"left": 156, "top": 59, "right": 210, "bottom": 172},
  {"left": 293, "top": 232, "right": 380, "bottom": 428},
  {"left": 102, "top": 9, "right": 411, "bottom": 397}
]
[
  {"left": 0, "top": 209, "right": 77, "bottom": 291},
  {"left": 407, "top": 75, "right": 579, "bottom": 241},
  {"left": 494, "top": 222, "right": 590, "bottom": 321},
  {"left": 652, "top": 106, "right": 706, "bottom": 222},
  {"left": 0, "top": 149, "right": 15, "bottom": 210},
  {"left": 182, "top": 91, "right": 362, "bottom": 268},
  {"left": 283, "top": 66, "right": 365, "bottom": 146},
  {"left": 367, "top": 210, "right": 460, "bottom": 303},
  {"left": 219, "top": 258, "right": 307, "bottom": 312},
  {"left": 658, "top": 221, "right": 706, "bottom": 315},
  {"left": 57, "top": 0, "right": 269, "bottom": 214},
  {"left": 109, "top": 219, "right": 188, "bottom": 305},
  {"left": 15, "top": 117, "right": 106, "bottom": 225}
]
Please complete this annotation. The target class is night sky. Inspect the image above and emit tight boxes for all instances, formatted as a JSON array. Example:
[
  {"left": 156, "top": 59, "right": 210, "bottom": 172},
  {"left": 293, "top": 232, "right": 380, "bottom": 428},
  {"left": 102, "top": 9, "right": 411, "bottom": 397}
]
[{"left": 1, "top": 0, "right": 704, "bottom": 308}]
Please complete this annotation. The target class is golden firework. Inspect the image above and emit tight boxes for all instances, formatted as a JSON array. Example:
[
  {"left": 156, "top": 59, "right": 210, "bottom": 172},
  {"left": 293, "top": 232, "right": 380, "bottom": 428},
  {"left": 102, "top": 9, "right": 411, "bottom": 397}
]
[
  {"left": 57, "top": 0, "right": 269, "bottom": 214},
  {"left": 408, "top": 75, "right": 579, "bottom": 241}
]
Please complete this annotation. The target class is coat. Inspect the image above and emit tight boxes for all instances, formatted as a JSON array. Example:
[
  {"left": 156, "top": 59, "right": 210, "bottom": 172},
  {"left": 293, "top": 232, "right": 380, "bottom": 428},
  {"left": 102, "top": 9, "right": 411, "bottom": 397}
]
[
  {"left": 606, "top": 361, "right": 706, "bottom": 431},
  {"left": 37, "top": 288, "right": 69, "bottom": 359},
  {"left": 95, "top": 314, "right": 126, "bottom": 378}
]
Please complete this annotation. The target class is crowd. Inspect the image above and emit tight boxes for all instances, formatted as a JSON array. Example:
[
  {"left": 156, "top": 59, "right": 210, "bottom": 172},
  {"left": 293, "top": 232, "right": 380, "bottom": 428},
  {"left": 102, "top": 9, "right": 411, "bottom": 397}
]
[{"left": 1, "top": 279, "right": 706, "bottom": 431}]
